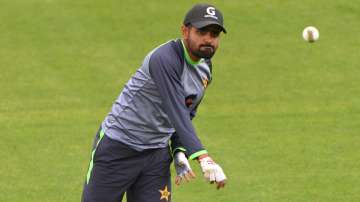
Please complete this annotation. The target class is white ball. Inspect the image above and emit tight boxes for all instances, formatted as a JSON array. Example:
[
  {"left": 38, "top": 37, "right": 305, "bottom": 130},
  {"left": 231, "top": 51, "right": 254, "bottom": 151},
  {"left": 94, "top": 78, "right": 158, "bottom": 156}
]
[{"left": 302, "top": 26, "right": 319, "bottom": 42}]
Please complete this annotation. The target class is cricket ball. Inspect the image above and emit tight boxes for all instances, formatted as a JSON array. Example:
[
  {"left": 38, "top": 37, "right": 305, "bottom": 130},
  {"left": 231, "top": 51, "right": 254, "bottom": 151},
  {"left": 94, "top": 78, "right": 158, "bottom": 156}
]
[{"left": 302, "top": 26, "right": 319, "bottom": 43}]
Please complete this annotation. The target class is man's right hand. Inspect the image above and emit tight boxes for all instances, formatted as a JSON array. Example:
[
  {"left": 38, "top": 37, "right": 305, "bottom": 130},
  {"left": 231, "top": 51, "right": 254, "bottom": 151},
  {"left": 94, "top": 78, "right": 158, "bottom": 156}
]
[{"left": 174, "top": 152, "right": 196, "bottom": 185}]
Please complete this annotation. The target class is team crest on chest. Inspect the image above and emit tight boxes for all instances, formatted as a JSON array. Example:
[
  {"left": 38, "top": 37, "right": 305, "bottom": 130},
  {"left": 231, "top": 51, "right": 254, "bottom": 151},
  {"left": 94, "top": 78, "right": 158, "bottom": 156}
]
[{"left": 202, "top": 79, "right": 209, "bottom": 88}]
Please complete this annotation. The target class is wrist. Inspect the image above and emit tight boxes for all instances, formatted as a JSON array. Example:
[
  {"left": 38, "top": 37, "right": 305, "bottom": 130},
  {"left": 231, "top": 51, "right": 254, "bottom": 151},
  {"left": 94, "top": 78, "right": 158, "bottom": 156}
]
[
  {"left": 197, "top": 154, "right": 209, "bottom": 162},
  {"left": 189, "top": 150, "right": 208, "bottom": 160}
]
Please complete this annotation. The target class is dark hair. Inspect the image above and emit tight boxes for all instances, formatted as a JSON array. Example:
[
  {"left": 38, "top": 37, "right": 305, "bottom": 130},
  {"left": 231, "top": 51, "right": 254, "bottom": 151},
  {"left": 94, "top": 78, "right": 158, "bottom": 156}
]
[{"left": 184, "top": 23, "right": 192, "bottom": 27}]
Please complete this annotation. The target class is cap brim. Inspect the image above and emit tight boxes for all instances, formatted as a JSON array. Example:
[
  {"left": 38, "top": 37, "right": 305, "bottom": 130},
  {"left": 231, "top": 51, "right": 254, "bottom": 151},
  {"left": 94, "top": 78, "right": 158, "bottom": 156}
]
[{"left": 191, "top": 20, "right": 227, "bottom": 33}]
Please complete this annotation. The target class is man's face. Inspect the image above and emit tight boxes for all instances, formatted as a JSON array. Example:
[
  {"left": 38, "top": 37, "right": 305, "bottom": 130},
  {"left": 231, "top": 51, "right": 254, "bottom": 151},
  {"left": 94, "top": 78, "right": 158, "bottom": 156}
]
[{"left": 182, "top": 24, "right": 222, "bottom": 59}]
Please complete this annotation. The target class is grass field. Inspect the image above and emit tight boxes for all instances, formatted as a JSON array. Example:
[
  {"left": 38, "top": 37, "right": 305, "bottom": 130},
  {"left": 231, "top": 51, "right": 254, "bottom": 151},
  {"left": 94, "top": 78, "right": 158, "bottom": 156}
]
[{"left": 1, "top": 0, "right": 360, "bottom": 201}]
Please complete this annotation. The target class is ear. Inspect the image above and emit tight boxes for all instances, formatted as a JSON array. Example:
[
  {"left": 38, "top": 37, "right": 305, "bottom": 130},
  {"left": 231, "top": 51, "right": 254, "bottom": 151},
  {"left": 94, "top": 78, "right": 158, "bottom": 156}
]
[{"left": 181, "top": 25, "right": 190, "bottom": 40}]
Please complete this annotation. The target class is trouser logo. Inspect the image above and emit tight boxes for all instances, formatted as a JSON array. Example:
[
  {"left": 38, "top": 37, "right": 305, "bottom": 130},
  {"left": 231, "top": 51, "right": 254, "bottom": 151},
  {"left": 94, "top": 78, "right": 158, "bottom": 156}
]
[{"left": 159, "top": 185, "right": 171, "bottom": 201}]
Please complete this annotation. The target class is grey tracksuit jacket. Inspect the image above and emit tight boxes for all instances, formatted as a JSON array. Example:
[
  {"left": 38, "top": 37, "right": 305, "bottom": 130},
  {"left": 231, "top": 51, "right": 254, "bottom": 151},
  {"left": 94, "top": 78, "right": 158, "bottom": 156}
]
[{"left": 101, "top": 39, "right": 212, "bottom": 159}]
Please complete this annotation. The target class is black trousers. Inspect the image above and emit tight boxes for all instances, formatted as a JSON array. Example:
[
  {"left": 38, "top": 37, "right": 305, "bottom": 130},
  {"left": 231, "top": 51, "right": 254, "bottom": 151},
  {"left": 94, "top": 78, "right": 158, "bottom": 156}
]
[{"left": 82, "top": 129, "right": 173, "bottom": 202}]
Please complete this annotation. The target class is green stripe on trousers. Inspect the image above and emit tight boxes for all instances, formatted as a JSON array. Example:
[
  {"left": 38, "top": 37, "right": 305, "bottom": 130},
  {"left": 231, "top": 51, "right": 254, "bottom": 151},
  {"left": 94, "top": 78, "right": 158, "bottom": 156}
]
[{"left": 86, "top": 129, "right": 105, "bottom": 184}]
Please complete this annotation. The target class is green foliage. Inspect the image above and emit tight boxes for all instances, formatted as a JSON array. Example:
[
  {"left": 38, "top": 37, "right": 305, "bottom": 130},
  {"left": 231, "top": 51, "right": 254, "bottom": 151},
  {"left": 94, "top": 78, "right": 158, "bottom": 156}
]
[{"left": 1, "top": 0, "right": 359, "bottom": 201}]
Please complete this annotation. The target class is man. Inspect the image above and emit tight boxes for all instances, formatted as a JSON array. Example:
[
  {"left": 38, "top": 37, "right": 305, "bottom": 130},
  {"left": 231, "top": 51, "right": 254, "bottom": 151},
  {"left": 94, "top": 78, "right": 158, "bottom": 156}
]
[{"left": 82, "top": 3, "right": 227, "bottom": 202}]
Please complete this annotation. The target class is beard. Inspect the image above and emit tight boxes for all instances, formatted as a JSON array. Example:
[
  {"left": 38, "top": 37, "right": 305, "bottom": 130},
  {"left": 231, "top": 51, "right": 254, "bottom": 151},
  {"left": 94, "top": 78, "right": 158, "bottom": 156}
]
[{"left": 185, "top": 38, "right": 216, "bottom": 59}]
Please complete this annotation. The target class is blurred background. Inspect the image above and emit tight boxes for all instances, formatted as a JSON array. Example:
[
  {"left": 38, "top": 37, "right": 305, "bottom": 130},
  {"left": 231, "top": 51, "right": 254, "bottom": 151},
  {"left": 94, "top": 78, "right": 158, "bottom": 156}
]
[{"left": 1, "top": 0, "right": 360, "bottom": 201}]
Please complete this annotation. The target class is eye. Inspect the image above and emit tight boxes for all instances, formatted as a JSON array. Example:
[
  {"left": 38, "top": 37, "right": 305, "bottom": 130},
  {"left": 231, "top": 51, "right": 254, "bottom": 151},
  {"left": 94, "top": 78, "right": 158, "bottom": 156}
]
[
  {"left": 210, "top": 31, "right": 220, "bottom": 38},
  {"left": 196, "top": 28, "right": 221, "bottom": 38}
]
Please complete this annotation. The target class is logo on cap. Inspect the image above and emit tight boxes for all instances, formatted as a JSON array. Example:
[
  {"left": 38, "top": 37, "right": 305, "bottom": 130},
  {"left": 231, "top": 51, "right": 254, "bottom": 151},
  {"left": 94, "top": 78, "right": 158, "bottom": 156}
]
[{"left": 204, "top": 7, "right": 218, "bottom": 20}]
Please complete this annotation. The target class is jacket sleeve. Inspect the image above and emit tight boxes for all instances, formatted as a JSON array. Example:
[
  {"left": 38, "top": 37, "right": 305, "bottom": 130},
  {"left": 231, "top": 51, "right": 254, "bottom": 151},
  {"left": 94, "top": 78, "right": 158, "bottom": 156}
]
[
  {"left": 170, "top": 132, "right": 186, "bottom": 156},
  {"left": 149, "top": 50, "right": 207, "bottom": 160},
  {"left": 170, "top": 102, "right": 202, "bottom": 156},
  {"left": 190, "top": 103, "right": 200, "bottom": 120}
]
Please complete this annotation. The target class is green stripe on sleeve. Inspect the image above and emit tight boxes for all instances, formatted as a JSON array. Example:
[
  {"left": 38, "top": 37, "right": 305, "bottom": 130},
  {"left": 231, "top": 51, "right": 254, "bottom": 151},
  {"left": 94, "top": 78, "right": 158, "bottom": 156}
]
[
  {"left": 172, "top": 147, "right": 187, "bottom": 156},
  {"left": 189, "top": 150, "right": 208, "bottom": 160}
]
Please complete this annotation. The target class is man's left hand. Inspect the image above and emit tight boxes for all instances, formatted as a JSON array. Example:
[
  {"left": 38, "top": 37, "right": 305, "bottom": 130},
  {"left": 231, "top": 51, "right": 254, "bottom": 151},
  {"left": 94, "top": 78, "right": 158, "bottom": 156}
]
[{"left": 199, "top": 156, "right": 227, "bottom": 189}]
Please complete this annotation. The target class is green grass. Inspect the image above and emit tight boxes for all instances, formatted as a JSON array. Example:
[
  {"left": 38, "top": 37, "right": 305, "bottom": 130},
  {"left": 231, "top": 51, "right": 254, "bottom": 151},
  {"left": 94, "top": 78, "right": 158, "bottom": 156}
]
[{"left": 1, "top": 0, "right": 360, "bottom": 201}]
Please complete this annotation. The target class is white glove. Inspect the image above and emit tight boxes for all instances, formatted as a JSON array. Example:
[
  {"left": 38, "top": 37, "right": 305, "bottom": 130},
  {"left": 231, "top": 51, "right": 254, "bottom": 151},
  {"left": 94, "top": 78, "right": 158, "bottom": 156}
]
[
  {"left": 174, "top": 152, "right": 195, "bottom": 185},
  {"left": 199, "top": 156, "right": 227, "bottom": 189}
]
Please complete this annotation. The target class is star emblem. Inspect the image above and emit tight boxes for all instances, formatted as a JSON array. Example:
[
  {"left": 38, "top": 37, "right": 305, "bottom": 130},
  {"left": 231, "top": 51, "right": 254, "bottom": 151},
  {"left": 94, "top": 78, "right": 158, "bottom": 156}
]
[{"left": 159, "top": 185, "right": 171, "bottom": 201}]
